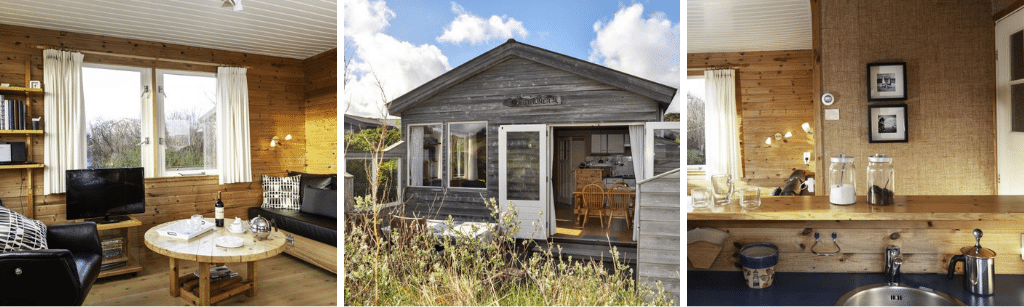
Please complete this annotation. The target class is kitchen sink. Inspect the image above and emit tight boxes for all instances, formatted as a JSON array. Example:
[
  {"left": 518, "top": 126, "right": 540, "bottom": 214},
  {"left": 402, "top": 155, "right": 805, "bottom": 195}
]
[{"left": 835, "top": 283, "right": 965, "bottom": 306}]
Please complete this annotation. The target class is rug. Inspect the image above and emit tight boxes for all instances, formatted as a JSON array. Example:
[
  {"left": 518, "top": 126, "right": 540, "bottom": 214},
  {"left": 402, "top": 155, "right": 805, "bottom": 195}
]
[{"left": 556, "top": 227, "right": 582, "bottom": 237}]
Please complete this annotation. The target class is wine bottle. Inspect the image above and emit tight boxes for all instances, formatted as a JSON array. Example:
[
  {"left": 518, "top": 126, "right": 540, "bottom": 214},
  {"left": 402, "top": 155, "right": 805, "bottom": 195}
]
[{"left": 215, "top": 191, "right": 225, "bottom": 227}]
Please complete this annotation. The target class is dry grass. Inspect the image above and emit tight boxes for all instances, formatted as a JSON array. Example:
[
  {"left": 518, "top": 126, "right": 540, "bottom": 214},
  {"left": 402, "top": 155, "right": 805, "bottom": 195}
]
[{"left": 343, "top": 197, "right": 673, "bottom": 306}]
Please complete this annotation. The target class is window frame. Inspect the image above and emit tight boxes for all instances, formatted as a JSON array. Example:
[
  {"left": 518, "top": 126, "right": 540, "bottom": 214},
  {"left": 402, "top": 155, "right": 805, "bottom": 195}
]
[
  {"left": 446, "top": 121, "right": 488, "bottom": 190},
  {"left": 81, "top": 63, "right": 155, "bottom": 177},
  {"left": 407, "top": 123, "right": 444, "bottom": 188},
  {"left": 154, "top": 69, "right": 219, "bottom": 177},
  {"left": 686, "top": 74, "right": 706, "bottom": 172}
]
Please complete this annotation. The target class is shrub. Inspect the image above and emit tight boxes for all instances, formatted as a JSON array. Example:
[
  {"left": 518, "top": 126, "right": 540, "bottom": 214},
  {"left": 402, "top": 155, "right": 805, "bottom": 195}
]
[{"left": 344, "top": 198, "right": 673, "bottom": 305}]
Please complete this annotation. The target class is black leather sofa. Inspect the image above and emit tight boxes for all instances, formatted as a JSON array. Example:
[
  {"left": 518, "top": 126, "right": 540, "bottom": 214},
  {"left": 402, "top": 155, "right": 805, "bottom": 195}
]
[
  {"left": 0, "top": 220, "right": 103, "bottom": 305},
  {"left": 249, "top": 171, "right": 336, "bottom": 273}
]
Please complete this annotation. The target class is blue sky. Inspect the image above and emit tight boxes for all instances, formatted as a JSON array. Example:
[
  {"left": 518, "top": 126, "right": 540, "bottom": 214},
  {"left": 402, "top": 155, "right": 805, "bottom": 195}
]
[{"left": 344, "top": 0, "right": 681, "bottom": 118}]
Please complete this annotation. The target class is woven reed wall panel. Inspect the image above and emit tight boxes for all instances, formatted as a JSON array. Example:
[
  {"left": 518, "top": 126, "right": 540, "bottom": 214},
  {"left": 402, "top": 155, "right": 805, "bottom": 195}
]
[
  {"left": 0, "top": 23, "right": 313, "bottom": 259},
  {"left": 819, "top": 0, "right": 996, "bottom": 195},
  {"left": 688, "top": 50, "right": 815, "bottom": 184},
  {"left": 302, "top": 48, "right": 337, "bottom": 174}
]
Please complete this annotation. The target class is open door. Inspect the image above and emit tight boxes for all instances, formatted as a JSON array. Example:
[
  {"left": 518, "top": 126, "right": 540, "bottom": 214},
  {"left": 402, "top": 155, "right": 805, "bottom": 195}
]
[
  {"left": 499, "top": 124, "right": 548, "bottom": 240},
  {"left": 997, "top": 8, "right": 1024, "bottom": 194}
]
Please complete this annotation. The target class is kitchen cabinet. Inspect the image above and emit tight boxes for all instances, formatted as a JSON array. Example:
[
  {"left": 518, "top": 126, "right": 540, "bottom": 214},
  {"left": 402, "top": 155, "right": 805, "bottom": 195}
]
[{"left": 590, "top": 134, "right": 625, "bottom": 154}]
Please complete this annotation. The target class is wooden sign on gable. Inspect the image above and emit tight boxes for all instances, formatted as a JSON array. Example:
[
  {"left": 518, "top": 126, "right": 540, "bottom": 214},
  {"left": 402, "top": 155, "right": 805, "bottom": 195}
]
[{"left": 502, "top": 95, "right": 561, "bottom": 107}]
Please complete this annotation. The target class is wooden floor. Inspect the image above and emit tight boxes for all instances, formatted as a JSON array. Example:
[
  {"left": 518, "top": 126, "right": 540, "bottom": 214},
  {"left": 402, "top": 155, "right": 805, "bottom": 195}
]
[
  {"left": 85, "top": 253, "right": 337, "bottom": 306},
  {"left": 553, "top": 202, "right": 633, "bottom": 242}
]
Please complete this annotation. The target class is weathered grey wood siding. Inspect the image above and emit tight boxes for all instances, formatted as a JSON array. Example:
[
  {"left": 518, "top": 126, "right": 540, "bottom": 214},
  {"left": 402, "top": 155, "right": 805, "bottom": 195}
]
[
  {"left": 400, "top": 56, "right": 661, "bottom": 221},
  {"left": 637, "top": 170, "right": 680, "bottom": 303}
]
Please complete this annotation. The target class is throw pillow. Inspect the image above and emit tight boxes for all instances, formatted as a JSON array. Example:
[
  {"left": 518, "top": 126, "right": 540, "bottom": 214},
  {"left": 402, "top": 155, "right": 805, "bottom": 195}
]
[
  {"left": 287, "top": 171, "right": 337, "bottom": 204},
  {"left": 0, "top": 206, "right": 47, "bottom": 253},
  {"left": 261, "top": 174, "right": 301, "bottom": 210},
  {"left": 299, "top": 185, "right": 337, "bottom": 219}
]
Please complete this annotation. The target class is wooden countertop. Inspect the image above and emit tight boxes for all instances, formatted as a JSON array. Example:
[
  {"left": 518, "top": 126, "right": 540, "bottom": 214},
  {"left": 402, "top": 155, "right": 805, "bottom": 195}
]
[{"left": 687, "top": 195, "right": 1024, "bottom": 221}]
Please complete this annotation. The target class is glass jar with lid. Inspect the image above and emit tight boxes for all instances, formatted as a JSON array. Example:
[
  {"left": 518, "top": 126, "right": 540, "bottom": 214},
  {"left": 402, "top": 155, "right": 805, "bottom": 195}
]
[
  {"left": 867, "top": 154, "right": 894, "bottom": 206},
  {"left": 828, "top": 154, "right": 856, "bottom": 205}
]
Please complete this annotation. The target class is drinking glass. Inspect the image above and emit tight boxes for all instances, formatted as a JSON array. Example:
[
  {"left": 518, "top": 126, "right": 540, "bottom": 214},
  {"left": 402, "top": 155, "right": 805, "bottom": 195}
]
[
  {"left": 710, "top": 174, "right": 734, "bottom": 205},
  {"left": 740, "top": 188, "right": 761, "bottom": 209},
  {"left": 690, "top": 187, "right": 712, "bottom": 209},
  {"left": 190, "top": 214, "right": 204, "bottom": 231}
]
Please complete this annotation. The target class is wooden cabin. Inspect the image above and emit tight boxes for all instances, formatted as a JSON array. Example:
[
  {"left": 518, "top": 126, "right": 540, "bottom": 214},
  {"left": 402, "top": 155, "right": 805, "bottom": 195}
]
[
  {"left": 687, "top": 0, "right": 1024, "bottom": 305},
  {"left": 0, "top": 2, "right": 337, "bottom": 305},
  {"left": 389, "top": 38, "right": 677, "bottom": 239}
]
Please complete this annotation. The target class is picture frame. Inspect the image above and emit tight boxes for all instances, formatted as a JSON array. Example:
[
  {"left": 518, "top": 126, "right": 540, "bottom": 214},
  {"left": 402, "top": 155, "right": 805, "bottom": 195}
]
[
  {"left": 867, "top": 62, "right": 907, "bottom": 101},
  {"left": 868, "top": 103, "right": 908, "bottom": 143}
]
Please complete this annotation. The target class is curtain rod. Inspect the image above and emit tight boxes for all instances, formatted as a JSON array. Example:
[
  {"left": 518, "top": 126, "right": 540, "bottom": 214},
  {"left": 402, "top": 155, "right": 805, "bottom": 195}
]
[{"left": 36, "top": 45, "right": 249, "bottom": 68}]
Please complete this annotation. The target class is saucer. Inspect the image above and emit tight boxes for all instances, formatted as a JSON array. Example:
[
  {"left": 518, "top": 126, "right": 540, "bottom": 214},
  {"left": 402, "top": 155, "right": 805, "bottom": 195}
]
[{"left": 216, "top": 236, "right": 244, "bottom": 248}]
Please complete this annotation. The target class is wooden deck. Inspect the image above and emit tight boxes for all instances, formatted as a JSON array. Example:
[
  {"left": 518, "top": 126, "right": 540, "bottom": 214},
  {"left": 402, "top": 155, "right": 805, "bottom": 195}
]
[{"left": 84, "top": 253, "right": 337, "bottom": 306}]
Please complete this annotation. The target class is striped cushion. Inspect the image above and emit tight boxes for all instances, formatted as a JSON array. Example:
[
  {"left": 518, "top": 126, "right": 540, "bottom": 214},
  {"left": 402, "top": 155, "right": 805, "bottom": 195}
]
[
  {"left": 261, "top": 174, "right": 301, "bottom": 210},
  {"left": 0, "top": 206, "right": 47, "bottom": 253}
]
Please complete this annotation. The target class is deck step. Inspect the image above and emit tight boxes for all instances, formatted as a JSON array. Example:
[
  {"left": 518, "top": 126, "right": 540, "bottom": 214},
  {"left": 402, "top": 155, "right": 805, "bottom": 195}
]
[{"left": 533, "top": 240, "right": 637, "bottom": 264}]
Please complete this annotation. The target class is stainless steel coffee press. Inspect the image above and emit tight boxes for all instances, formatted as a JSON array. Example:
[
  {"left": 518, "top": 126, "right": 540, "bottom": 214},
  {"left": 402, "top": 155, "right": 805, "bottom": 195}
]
[{"left": 947, "top": 229, "right": 996, "bottom": 295}]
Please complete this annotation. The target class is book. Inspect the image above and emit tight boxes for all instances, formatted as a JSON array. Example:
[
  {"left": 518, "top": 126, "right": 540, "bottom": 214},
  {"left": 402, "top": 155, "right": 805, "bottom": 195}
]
[
  {"left": 101, "top": 261, "right": 127, "bottom": 271},
  {"left": 194, "top": 265, "right": 239, "bottom": 282},
  {"left": 18, "top": 101, "right": 24, "bottom": 130}
]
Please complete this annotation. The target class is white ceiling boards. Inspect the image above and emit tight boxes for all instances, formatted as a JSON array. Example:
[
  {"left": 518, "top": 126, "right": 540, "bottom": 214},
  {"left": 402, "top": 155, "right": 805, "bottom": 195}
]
[
  {"left": 0, "top": 0, "right": 337, "bottom": 59},
  {"left": 687, "top": 0, "right": 812, "bottom": 53}
]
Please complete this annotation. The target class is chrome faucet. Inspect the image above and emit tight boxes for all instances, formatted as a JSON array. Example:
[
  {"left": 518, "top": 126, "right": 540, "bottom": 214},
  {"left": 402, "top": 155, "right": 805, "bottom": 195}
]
[{"left": 885, "top": 245, "right": 902, "bottom": 284}]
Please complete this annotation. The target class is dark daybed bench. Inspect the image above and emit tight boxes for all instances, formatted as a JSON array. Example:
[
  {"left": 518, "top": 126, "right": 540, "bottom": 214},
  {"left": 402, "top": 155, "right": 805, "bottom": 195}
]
[{"left": 248, "top": 171, "right": 337, "bottom": 273}]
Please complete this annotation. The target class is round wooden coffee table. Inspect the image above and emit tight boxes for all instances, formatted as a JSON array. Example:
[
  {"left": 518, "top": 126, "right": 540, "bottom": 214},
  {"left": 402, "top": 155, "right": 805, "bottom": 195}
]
[{"left": 145, "top": 218, "right": 286, "bottom": 306}]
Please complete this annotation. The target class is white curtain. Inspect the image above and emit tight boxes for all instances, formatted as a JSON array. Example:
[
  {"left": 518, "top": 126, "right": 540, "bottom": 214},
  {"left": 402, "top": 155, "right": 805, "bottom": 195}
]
[
  {"left": 216, "top": 67, "right": 252, "bottom": 184},
  {"left": 704, "top": 69, "right": 742, "bottom": 180},
  {"left": 408, "top": 126, "right": 423, "bottom": 186},
  {"left": 628, "top": 124, "right": 644, "bottom": 240},
  {"left": 43, "top": 49, "right": 86, "bottom": 195}
]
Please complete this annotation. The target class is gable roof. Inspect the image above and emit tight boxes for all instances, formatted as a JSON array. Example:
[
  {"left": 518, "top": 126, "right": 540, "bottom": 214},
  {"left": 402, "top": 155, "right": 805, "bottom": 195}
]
[{"left": 388, "top": 39, "right": 677, "bottom": 115}]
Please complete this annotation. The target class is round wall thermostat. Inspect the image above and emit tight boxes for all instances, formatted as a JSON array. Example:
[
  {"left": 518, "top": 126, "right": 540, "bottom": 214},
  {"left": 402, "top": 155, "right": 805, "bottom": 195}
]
[{"left": 821, "top": 93, "right": 835, "bottom": 106}]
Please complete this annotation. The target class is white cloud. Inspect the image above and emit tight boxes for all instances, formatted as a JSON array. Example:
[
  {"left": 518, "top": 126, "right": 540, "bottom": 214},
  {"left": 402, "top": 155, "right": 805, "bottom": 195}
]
[
  {"left": 589, "top": 4, "right": 681, "bottom": 113},
  {"left": 436, "top": 2, "right": 527, "bottom": 45},
  {"left": 343, "top": 0, "right": 451, "bottom": 118}
]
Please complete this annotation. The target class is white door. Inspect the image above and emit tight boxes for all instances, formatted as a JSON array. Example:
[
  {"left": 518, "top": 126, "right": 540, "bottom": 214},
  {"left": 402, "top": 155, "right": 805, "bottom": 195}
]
[
  {"left": 499, "top": 125, "right": 548, "bottom": 239},
  {"left": 996, "top": 8, "right": 1024, "bottom": 194}
]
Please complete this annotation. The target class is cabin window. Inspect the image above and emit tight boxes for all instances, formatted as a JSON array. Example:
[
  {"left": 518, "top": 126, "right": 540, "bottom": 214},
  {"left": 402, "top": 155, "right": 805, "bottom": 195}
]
[
  {"left": 82, "top": 65, "right": 148, "bottom": 170},
  {"left": 1012, "top": 30, "right": 1024, "bottom": 132},
  {"left": 448, "top": 122, "right": 487, "bottom": 189},
  {"left": 686, "top": 75, "right": 706, "bottom": 170},
  {"left": 409, "top": 123, "right": 443, "bottom": 187},
  {"left": 82, "top": 64, "right": 218, "bottom": 177},
  {"left": 156, "top": 70, "right": 218, "bottom": 176}
]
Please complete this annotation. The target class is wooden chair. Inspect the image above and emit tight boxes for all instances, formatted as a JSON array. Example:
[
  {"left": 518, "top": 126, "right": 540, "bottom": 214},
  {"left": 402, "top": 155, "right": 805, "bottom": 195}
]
[
  {"left": 578, "top": 183, "right": 607, "bottom": 228},
  {"left": 388, "top": 215, "right": 428, "bottom": 243},
  {"left": 606, "top": 184, "right": 632, "bottom": 228}
]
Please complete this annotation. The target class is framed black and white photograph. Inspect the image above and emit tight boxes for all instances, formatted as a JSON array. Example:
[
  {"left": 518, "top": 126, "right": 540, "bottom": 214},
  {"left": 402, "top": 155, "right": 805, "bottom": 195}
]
[
  {"left": 868, "top": 104, "right": 908, "bottom": 143},
  {"left": 867, "top": 62, "right": 907, "bottom": 101}
]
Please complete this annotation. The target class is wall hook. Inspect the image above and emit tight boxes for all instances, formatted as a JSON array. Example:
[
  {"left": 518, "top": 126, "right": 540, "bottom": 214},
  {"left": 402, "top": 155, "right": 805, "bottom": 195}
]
[{"left": 811, "top": 232, "right": 841, "bottom": 256}]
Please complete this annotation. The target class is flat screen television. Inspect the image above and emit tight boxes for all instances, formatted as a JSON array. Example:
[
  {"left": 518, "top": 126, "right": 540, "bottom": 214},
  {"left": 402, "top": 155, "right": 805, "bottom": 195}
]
[{"left": 66, "top": 167, "right": 145, "bottom": 223}]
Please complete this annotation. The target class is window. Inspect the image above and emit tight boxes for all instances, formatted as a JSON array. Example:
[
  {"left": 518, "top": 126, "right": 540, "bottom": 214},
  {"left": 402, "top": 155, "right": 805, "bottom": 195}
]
[
  {"left": 409, "top": 124, "right": 443, "bottom": 187},
  {"left": 82, "top": 64, "right": 218, "bottom": 177},
  {"left": 82, "top": 65, "right": 149, "bottom": 170},
  {"left": 448, "top": 122, "right": 486, "bottom": 188},
  {"left": 686, "top": 75, "right": 706, "bottom": 169},
  {"left": 157, "top": 70, "right": 217, "bottom": 175}
]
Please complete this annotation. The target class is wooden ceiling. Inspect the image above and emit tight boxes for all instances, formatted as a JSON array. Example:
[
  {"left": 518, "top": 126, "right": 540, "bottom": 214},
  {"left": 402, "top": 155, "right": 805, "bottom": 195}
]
[
  {"left": 687, "top": 0, "right": 812, "bottom": 53},
  {"left": 0, "top": 0, "right": 336, "bottom": 59}
]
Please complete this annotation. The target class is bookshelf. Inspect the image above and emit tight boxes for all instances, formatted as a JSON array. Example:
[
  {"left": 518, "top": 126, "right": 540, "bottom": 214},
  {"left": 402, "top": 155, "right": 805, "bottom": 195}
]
[{"left": 0, "top": 60, "right": 41, "bottom": 218}]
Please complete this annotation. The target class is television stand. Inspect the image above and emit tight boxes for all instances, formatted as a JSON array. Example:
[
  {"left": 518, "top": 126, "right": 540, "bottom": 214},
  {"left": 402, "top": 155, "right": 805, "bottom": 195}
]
[{"left": 95, "top": 216, "right": 144, "bottom": 279}]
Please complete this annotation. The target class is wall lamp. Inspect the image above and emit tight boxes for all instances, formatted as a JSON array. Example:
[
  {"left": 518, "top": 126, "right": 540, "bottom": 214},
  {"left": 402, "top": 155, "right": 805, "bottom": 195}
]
[
  {"left": 270, "top": 134, "right": 291, "bottom": 147},
  {"left": 765, "top": 132, "right": 793, "bottom": 145},
  {"left": 802, "top": 122, "right": 813, "bottom": 135}
]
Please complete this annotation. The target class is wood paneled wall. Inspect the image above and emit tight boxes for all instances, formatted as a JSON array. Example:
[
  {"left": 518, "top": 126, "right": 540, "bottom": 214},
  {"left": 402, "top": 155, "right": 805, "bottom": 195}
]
[
  {"left": 687, "top": 50, "right": 815, "bottom": 185},
  {"left": 690, "top": 220, "right": 1024, "bottom": 275},
  {"left": 818, "top": 0, "right": 996, "bottom": 195},
  {"left": 0, "top": 23, "right": 316, "bottom": 259},
  {"left": 303, "top": 48, "right": 337, "bottom": 174}
]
